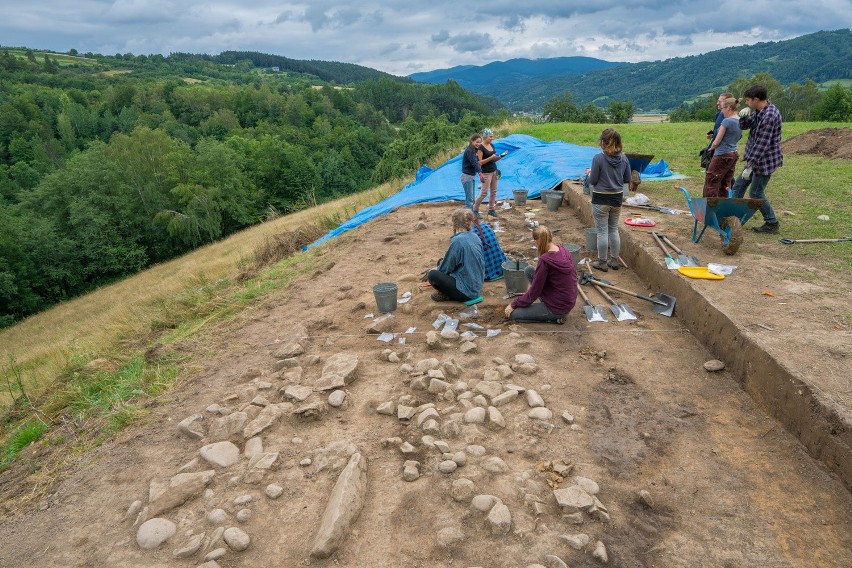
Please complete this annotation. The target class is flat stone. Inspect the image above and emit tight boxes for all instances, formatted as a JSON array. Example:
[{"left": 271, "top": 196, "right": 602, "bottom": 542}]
[
  {"left": 248, "top": 451, "right": 279, "bottom": 470},
  {"left": 294, "top": 401, "right": 326, "bottom": 420},
  {"left": 321, "top": 353, "right": 359, "bottom": 386},
  {"left": 487, "top": 406, "right": 506, "bottom": 429},
  {"left": 440, "top": 328, "right": 460, "bottom": 340},
  {"left": 475, "top": 381, "right": 503, "bottom": 399},
  {"left": 172, "top": 532, "right": 205, "bottom": 559},
  {"left": 399, "top": 442, "right": 416, "bottom": 455},
  {"left": 428, "top": 378, "right": 450, "bottom": 393},
  {"left": 638, "top": 489, "right": 654, "bottom": 509},
  {"left": 376, "top": 401, "right": 396, "bottom": 415},
  {"left": 515, "top": 354, "right": 536, "bottom": 365},
  {"left": 274, "top": 340, "right": 304, "bottom": 359},
  {"left": 266, "top": 484, "right": 284, "bottom": 499},
  {"left": 310, "top": 452, "right": 368, "bottom": 559},
  {"left": 243, "top": 404, "right": 283, "bottom": 438},
  {"left": 137, "top": 518, "right": 176, "bottom": 549},
  {"left": 452, "top": 451, "right": 467, "bottom": 466},
  {"left": 704, "top": 359, "right": 726, "bottom": 372},
  {"left": 438, "top": 460, "right": 458, "bottom": 473},
  {"left": 233, "top": 494, "right": 253, "bottom": 506},
  {"left": 561, "top": 412, "right": 575, "bottom": 424},
  {"left": 204, "top": 548, "right": 226, "bottom": 561},
  {"left": 471, "top": 494, "right": 499, "bottom": 512},
  {"left": 244, "top": 437, "right": 263, "bottom": 459},
  {"left": 415, "top": 358, "right": 441, "bottom": 372},
  {"left": 459, "top": 341, "right": 477, "bottom": 353},
  {"left": 177, "top": 414, "right": 205, "bottom": 440},
  {"left": 148, "top": 470, "right": 215, "bottom": 517},
  {"left": 525, "top": 390, "right": 545, "bottom": 408},
  {"left": 473, "top": 394, "right": 488, "bottom": 407},
  {"left": 491, "top": 390, "right": 518, "bottom": 406},
  {"left": 328, "top": 390, "right": 346, "bottom": 407},
  {"left": 281, "top": 366, "right": 303, "bottom": 382},
  {"left": 558, "top": 533, "right": 590, "bottom": 550},
  {"left": 403, "top": 461, "right": 420, "bottom": 482},
  {"left": 208, "top": 508, "right": 228, "bottom": 524},
  {"left": 528, "top": 407, "right": 553, "bottom": 421},
  {"left": 433, "top": 440, "right": 450, "bottom": 453},
  {"left": 417, "top": 407, "right": 440, "bottom": 427},
  {"left": 397, "top": 405, "right": 417, "bottom": 421},
  {"left": 200, "top": 441, "right": 240, "bottom": 468},
  {"left": 574, "top": 476, "right": 600, "bottom": 495},
  {"left": 592, "top": 540, "right": 608, "bottom": 563},
  {"left": 207, "top": 412, "right": 248, "bottom": 441},
  {"left": 421, "top": 419, "right": 440, "bottom": 434},
  {"left": 223, "top": 526, "right": 251, "bottom": 552},
  {"left": 553, "top": 486, "right": 595, "bottom": 513},
  {"left": 283, "top": 385, "right": 313, "bottom": 402},
  {"left": 236, "top": 508, "right": 251, "bottom": 523}
]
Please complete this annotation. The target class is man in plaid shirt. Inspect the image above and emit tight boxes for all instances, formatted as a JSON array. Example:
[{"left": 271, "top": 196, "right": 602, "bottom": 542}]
[{"left": 731, "top": 85, "right": 783, "bottom": 234}]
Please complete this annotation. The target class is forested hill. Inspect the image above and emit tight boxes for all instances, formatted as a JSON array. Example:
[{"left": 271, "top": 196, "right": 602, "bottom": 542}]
[
  {"left": 0, "top": 48, "right": 499, "bottom": 327},
  {"left": 410, "top": 29, "right": 852, "bottom": 112}
]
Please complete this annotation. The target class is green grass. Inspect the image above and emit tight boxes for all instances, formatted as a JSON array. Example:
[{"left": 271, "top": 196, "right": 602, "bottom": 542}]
[
  {"left": 0, "top": 420, "right": 47, "bottom": 473},
  {"left": 516, "top": 121, "right": 852, "bottom": 271}
]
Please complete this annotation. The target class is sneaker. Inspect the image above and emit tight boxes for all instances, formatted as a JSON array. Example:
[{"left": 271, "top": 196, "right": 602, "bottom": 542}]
[
  {"left": 591, "top": 259, "right": 609, "bottom": 272},
  {"left": 555, "top": 317, "right": 566, "bottom": 325},
  {"left": 751, "top": 222, "right": 780, "bottom": 234},
  {"left": 487, "top": 209, "right": 498, "bottom": 218},
  {"left": 431, "top": 291, "right": 449, "bottom": 302},
  {"left": 607, "top": 258, "right": 621, "bottom": 270}
]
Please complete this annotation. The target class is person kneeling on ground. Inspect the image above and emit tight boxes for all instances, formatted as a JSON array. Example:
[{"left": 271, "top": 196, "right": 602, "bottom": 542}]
[
  {"left": 427, "top": 208, "right": 485, "bottom": 302},
  {"left": 504, "top": 225, "right": 577, "bottom": 324}
]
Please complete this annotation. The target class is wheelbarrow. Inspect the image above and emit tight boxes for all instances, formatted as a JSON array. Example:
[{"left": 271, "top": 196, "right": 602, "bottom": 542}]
[{"left": 676, "top": 187, "right": 764, "bottom": 255}]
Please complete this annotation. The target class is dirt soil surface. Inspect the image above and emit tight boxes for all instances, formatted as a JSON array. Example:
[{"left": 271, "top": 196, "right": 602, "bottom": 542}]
[
  {"left": 782, "top": 127, "right": 852, "bottom": 160},
  {"left": 0, "top": 196, "right": 850, "bottom": 568}
]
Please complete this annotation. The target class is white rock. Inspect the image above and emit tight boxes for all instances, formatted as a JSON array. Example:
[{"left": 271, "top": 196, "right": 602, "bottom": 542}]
[
  {"left": 817, "top": 214, "right": 830, "bottom": 221},
  {"left": 199, "top": 441, "right": 241, "bottom": 468},
  {"left": 451, "top": 478, "right": 476, "bottom": 501},
  {"left": 561, "top": 412, "right": 575, "bottom": 424},
  {"left": 223, "top": 526, "right": 251, "bottom": 552},
  {"left": 553, "top": 486, "right": 594, "bottom": 512},
  {"left": 438, "top": 460, "right": 458, "bottom": 473},
  {"left": 703, "top": 359, "right": 725, "bottom": 372},
  {"left": 137, "top": 518, "right": 176, "bottom": 549},
  {"left": 471, "top": 494, "right": 499, "bottom": 512},
  {"left": 466, "top": 445, "right": 486, "bottom": 456},
  {"left": 592, "top": 540, "right": 608, "bottom": 563},
  {"left": 244, "top": 437, "right": 263, "bottom": 459},
  {"left": 487, "top": 502, "right": 512, "bottom": 534},
  {"left": 487, "top": 406, "right": 506, "bottom": 429},
  {"left": 481, "top": 456, "right": 509, "bottom": 473},
  {"left": 208, "top": 508, "right": 228, "bottom": 524},
  {"left": 558, "top": 533, "right": 590, "bottom": 550},
  {"left": 574, "top": 476, "right": 600, "bottom": 495},
  {"left": 265, "top": 484, "right": 284, "bottom": 499},
  {"left": 328, "top": 390, "right": 346, "bottom": 407},
  {"left": 436, "top": 526, "right": 465, "bottom": 547},
  {"left": 376, "top": 401, "right": 396, "bottom": 415},
  {"left": 459, "top": 341, "right": 477, "bottom": 353},
  {"left": 528, "top": 407, "right": 553, "bottom": 421},
  {"left": 236, "top": 508, "right": 252, "bottom": 522},
  {"left": 463, "top": 407, "right": 486, "bottom": 424},
  {"left": 172, "top": 532, "right": 205, "bottom": 559},
  {"left": 525, "top": 389, "right": 545, "bottom": 408}
]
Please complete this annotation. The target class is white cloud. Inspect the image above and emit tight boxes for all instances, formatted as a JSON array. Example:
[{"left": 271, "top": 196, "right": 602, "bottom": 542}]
[{"left": 0, "top": 1, "right": 848, "bottom": 75}]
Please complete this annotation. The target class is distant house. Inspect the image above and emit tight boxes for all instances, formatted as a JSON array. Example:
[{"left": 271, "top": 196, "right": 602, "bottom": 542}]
[{"left": 271, "top": 66, "right": 280, "bottom": 72}]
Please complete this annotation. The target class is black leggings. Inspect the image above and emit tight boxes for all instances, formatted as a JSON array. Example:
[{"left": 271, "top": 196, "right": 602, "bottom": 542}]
[{"left": 427, "top": 270, "right": 474, "bottom": 302}]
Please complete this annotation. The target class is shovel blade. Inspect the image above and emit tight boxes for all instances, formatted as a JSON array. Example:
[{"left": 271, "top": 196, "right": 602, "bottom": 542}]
[
  {"left": 650, "top": 293, "right": 676, "bottom": 317},
  {"left": 584, "top": 305, "right": 607, "bottom": 322},
  {"left": 664, "top": 256, "right": 682, "bottom": 270},
  {"left": 611, "top": 304, "right": 637, "bottom": 321}
]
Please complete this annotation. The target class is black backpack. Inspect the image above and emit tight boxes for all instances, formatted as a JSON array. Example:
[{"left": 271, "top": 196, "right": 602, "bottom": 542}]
[{"left": 699, "top": 143, "right": 714, "bottom": 169}]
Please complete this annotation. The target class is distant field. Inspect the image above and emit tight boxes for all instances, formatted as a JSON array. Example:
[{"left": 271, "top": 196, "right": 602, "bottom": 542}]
[{"left": 3, "top": 47, "right": 98, "bottom": 66}]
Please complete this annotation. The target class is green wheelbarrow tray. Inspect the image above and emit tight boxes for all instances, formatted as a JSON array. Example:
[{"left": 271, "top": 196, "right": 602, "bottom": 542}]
[{"left": 676, "top": 187, "right": 764, "bottom": 255}]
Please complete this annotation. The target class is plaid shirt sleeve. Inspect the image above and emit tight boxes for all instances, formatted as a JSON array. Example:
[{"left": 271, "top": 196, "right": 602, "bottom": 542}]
[
  {"left": 742, "top": 102, "right": 783, "bottom": 175},
  {"left": 474, "top": 223, "right": 507, "bottom": 281}
]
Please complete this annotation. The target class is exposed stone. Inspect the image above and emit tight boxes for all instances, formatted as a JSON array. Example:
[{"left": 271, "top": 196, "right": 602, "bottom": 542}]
[
  {"left": 178, "top": 414, "right": 205, "bottom": 440},
  {"left": 204, "top": 548, "right": 226, "bottom": 562},
  {"left": 463, "top": 407, "right": 486, "bottom": 424},
  {"left": 223, "top": 527, "right": 251, "bottom": 552},
  {"left": 436, "top": 526, "right": 465, "bottom": 548},
  {"left": 281, "top": 366, "right": 303, "bottom": 382},
  {"left": 491, "top": 390, "right": 518, "bottom": 406},
  {"left": 416, "top": 408, "right": 440, "bottom": 427},
  {"left": 328, "top": 390, "right": 346, "bottom": 407},
  {"left": 422, "top": 419, "right": 440, "bottom": 434},
  {"left": 207, "top": 412, "right": 248, "bottom": 441},
  {"left": 526, "top": 390, "right": 545, "bottom": 408},
  {"left": 440, "top": 328, "right": 460, "bottom": 341},
  {"left": 497, "top": 365, "right": 515, "bottom": 379},
  {"left": 236, "top": 508, "right": 251, "bottom": 523},
  {"left": 704, "top": 359, "right": 726, "bottom": 372},
  {"left": 638, "top": 489, "right": 654, "bottom": 509},
  {"left": 377, "top": 401, "right": 396, "bottom": 415},
  {"left": 438, "top": 460, "right": 458, "bottom": 473},
  {"left": 475, "top": 381, "right": 503, "bottom": 398},
  {"left": 592, "top": 540, "right": 608, "bottom": 563},
  {"left": 428, "top": 378, "right": 450, "bottom": 393},
  {"left": 410, "top": 376, "right": 429, "bottom": 390},
  {"left": 459, "top": 341, "right": 478, "bottom": 353},
  {"left": 433, "top": 440, "right": 450, "bottom": 452},
  {"left": 452, "top": 451, "right": 467, "bottom": 466},
  {"left": 397, "top": 405, "right": 417, "bottom": 421},
  {"left": 473, "top": 394, "right": 488, "bottom": 407},
  {"left": 558, "top": 533, "right": 590, "bottom": 550},
  {"left": 274, "top": 340, "right": 304, "bottom": 359},
  {"left": 243, "top": 404, "right": 283, "bottom": 439},
  {"left": 403, "top": 460, "right": 420, "bottom": 482},
  {"left": 426, "top": 331, "right": 443, "bottom": 349},
  {"left": 543, "top": 555, "right": 568, "bottom": 568},
  {"left": 487, "top": 502, "right": 512, "bottom": 535},
  {"left": 399, "top": 442, "right": 416, "bottom": 455},
  {"left": 244, "top": 437, "right": 263, "bottom": 459},
  {"left": 137, "top": 518, "right": 176, "bottom": 549},
  {"left": 315, "top": 353, "right": 359, "bottom": 390},
  {"left": 561, "top": 412, "right": 575, "bottom": 424},
  {"left": 148, "top": 470, "right": 215, "bottom": 517},
  {"left": 274, "top": 358, "right": 299, "bottom": 371},
  {"left": 294, "top": 401, "right": 326, "bottom": 420},
  {"left": 415, "top": 358, "right": 441, "bottom": 372},
  {"left": 248, "top": 451, "right": 279, "bottom": 470},
  {"left": 553, "top": 486, "right": 594, "bottom": 513},
  {"left": 528, "top": 407, "right": 553, "bottom": 421},
  {"left": 310, "top": 452, "right": 368, "bottom": 559},
  {"left": 574, "top": 476, "right": 600, "bottom": 495},
  {"left": 482, "top": 456, "right": 509, "bottom": 473},
  {"left": 208, "top": 508, "right": 228, "bottom": 524},
  {"left": 451, "top": 478, "right": 476, "bottom": 501},
  {"left": 125, "top": 500, "right": 142, "bottom": 521},
  {"left": 266, "top": 484, "right": 284, "bottom": 499},
  {"left": 282, "top": 385, "right": 313, "bottom": 402},
  {"left": 172, "top": 532, "right": 205, "bottom": 559},
  {"left": 250, "top": 395, "right": 270, "bottom": 407},
  {"left": 471, "top": 494, "right": 499, "bottom": 512}
]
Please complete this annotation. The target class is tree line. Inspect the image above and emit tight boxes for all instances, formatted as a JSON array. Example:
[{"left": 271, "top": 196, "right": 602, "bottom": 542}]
[{"left": 0, "top": 49, "right": 496, "bottom": 327}]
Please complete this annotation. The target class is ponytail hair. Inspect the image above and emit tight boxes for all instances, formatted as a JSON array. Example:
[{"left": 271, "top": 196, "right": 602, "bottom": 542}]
[
  {"left": 722, "top": 97, "right": 739, "bottom": 111},
  {"left": 599, "top": 128, "right": 623, "bottom": 156},
  {"left": 532, "top": 225, "right": 553, "bottom": 257}
]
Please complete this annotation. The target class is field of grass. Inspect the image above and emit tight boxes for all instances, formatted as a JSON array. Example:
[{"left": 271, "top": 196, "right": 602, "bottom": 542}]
[
  {"left": 517, "top": 121, "right": 852, "bottom": 270},
  {"left": 3, "top": 47, "right": 99, "bottom": 66}
]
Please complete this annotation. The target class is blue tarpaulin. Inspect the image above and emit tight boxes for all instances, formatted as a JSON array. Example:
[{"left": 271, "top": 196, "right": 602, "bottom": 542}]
[{"left": 310, "top": 134, "right": 675, "bottom": 247}]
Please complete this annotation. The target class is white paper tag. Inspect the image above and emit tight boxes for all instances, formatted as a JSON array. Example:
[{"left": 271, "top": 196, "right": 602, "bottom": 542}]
[
  {"left": 377, "top": 332, "right": 395, "bottom": 343},
  {"left": 405, "top": 327, "right": 417, "bottom": 334},
  {"left": 486, "top": 329, "right": 502, "bottom": 337}
]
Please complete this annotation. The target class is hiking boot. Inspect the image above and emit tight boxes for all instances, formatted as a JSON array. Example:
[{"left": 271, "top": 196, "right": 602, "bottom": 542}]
[
  {"left": 607, "top": 258, "right": 621, "bottom": 270},
  {"left": 487, "top": 209, "right": 498, "bottom": 218},
  {"left": 591, "top": 259, "right": 609, "bottom": 272},
  {"left": 751, "top": 222, "right": 780, "bottom": 234},
  {"left": 431, "top": 291, "right": 449, "bottom": 302}
]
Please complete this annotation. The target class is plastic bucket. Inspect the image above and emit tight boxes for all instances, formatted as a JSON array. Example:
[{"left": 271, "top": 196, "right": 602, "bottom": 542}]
[
  {"left": 540, "top": 189, "right": 553, "bottom": 202},
  {"left": 582, "top": 177, "right": 592, "bottom": 195},
  {"left": 372, "top": 282, "right": 398, "bottom": 313},
  {"left": 501, "top": 260, "right": 530, "bottom": 295},
  {"left": 585, "top": 227, "right": 598, "bottom": 252},
  {"left": 545, "top": 193, "right": 561, "bottom": 211},
  {"left": 565, "top": 244, "right": 581, "bottom": 266},
  {"left": 513, "top": 189, "right": 528, "bottom": 207},
  {"left": 623, "top": 183, "right": 630, "bottom": 198}
]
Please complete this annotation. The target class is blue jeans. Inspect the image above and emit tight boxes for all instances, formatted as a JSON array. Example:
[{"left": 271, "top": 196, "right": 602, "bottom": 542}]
[
  {"left": 731, "top": 172, "right": 777, "bottom": 225},
  {"left": 461, "top": 177, "right": 476, "bottom": 210},
  {"left": 592, "top": 204, "right": 621, "bottom": 261}
]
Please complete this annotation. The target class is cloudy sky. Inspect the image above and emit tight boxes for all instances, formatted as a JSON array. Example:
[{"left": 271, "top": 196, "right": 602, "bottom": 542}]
[{"left": 2, "top": 1, "right": 849, "bottom": 76}]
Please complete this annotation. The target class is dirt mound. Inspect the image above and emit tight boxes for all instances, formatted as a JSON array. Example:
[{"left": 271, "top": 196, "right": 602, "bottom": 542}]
[{"left": 782, "top": 127, "right": 852, "bottom": 159}]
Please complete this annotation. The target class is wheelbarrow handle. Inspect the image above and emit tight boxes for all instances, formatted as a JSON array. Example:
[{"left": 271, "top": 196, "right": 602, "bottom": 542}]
[
  {"left": 675, "top": 186, "right": 696, "bottom": 217},
  {"left": 590, "top": 280, "right": 668, "bottom": 307}
]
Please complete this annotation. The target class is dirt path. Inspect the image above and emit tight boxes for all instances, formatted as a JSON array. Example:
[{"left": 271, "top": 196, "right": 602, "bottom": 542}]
[{"left": 0, "top": 200, "right": 850, "bottom": 568}]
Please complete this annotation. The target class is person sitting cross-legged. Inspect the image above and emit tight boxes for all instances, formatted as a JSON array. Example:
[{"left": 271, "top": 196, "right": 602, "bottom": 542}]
[{"left": 427, "top": 208, "right": 485, "bottom": 303}]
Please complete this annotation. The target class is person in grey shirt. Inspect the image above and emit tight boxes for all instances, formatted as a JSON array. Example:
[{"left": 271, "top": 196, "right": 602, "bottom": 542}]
[{"left": 702, "top": 97, "right": 743, "bottom": 198}]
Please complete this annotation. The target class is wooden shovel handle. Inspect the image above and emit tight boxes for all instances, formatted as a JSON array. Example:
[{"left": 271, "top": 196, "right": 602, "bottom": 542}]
[
  {"left": 576, "top": 284, "right": 592, "bottom": 304},
  {"left": 591, "top": 280, "right": 665, "bottom": 305},
  {"left": 591, "top": 283, "right": 617, "bottom": 306},
  {"left": 651, "top": 232, "right": 672, "bottom": 255},
  {"left": 660, "top": 234, "right": 685, "bottom": 254}
]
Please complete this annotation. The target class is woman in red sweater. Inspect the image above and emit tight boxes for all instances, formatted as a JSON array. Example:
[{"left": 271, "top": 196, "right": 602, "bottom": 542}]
[{"left": 504, "top": 225, "right": 577, "bottom": 324}]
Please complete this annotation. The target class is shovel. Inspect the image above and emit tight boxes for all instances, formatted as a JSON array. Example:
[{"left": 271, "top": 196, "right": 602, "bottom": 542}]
[
  {"left": 591, "top": 282, "right": 637, "bottom": 321},
  {"left": 651, "top": 232, "right": 681, "bottom": 270},
  {"left": 587, "top": 277, "right": 676, "bottom": 317},
  {"left": 577, "top": 283, "right": 608, "bottom": 322},
  {"left": 779, "top": 236, "right": 852, "bottom": 245},
  {"left": 660, "top": 234, "right": 700, "bottom": 267}
]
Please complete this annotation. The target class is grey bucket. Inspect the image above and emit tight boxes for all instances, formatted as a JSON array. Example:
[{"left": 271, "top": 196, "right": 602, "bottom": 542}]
[
  {"left": 565, "top": 244, "right": 581, "bottom": 266},
  {"left": 372, "top": 282, "right": 398, "bottom": 313},
  {"left": 545, "top": 193, "right": 561, "bottom": 211},
  {"left": 501, "top": 260, "right": 530, "bottom": 295},
  {"left": 513, "top": 189, "right": 528, "bottom": 207},
  {"left": 540, "top": 189, "right": 553, "bottom": 202},
  {"left": 585, "top": 227, "right": 598, "bottom": 252}
]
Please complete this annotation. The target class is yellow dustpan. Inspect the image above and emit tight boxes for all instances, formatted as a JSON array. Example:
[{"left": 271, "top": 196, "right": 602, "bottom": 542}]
[{"left": 677, "top": 266, "right": 725, "bottom": 280}]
